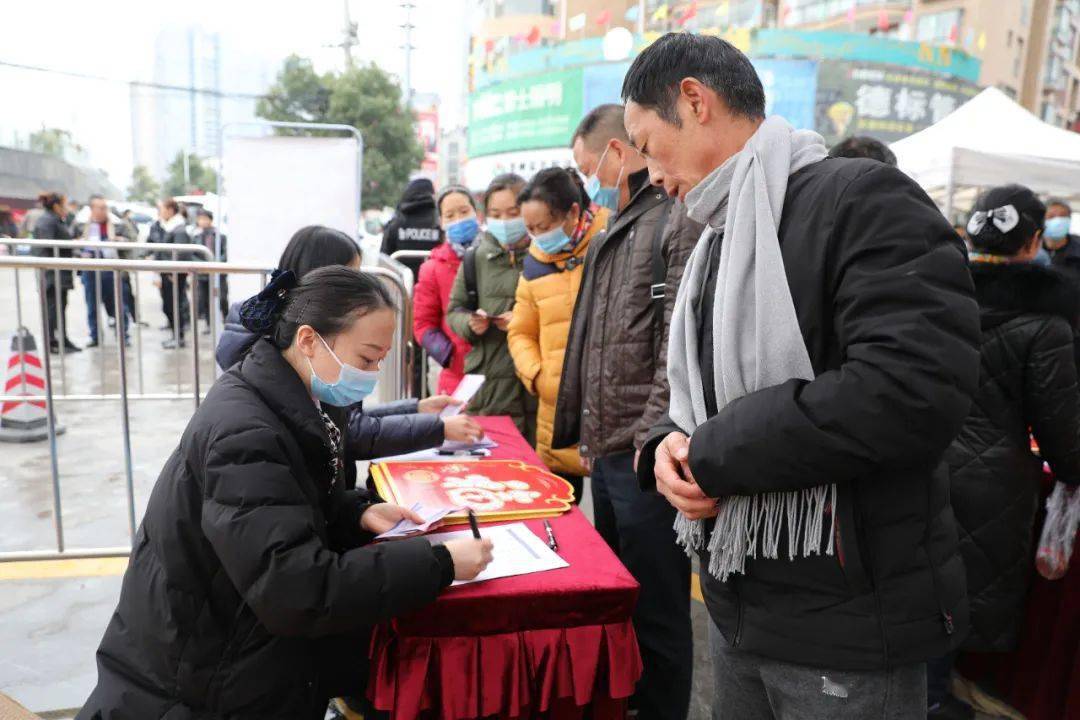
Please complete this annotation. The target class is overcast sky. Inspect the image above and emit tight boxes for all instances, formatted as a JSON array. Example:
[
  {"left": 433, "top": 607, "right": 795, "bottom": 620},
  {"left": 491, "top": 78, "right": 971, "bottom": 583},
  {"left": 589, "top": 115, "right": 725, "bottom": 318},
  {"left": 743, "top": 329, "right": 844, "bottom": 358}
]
[{"left": 1, "top": 0, "right": 471, "bottom": 188}]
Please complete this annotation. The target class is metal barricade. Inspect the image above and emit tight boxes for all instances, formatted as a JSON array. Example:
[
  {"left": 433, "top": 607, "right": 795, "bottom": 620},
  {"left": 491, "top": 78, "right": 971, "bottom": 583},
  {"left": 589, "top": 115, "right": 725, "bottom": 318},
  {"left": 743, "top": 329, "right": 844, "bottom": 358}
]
[
  {"left": 0, "top": 254, "right": 412, "bottom": 562},
  {"left": 9, "top": 239, "right": 216, "bottom": 399},
  {"left": 387, "top": 249, "right": 431, "bottom": 398}
]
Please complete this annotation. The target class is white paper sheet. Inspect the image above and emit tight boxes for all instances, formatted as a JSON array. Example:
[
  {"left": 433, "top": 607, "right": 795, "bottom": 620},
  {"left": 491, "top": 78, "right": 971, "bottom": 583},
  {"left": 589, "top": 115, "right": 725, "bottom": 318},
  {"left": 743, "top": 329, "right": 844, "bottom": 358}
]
[
  {"left": 424, "top": 522, "right": 569, "bottom": 586},
  {"left": 439, "top": 374, "right": 486, "bottom": 418},
  {"left": 370, "top": 437, "right": 498, "bottom": 463},
  {"left": 375, "top": 501, "right": 463, "bottom": 540}
]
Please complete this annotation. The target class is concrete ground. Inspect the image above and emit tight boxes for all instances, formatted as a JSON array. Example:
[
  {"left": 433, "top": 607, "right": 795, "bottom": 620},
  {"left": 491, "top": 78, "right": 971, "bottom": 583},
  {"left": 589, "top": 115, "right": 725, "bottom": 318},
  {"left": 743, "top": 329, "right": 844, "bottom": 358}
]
[{"left": 0, "top": 267, "right": 717, "bottom": 718}]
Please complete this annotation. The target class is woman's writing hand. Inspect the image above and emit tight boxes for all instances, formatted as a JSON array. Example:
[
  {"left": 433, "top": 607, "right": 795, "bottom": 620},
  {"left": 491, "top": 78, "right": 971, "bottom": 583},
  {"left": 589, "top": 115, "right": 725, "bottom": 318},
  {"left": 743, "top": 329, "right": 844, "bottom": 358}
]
[{"left": 444, "top": 538, "right": 495, "bottom": 580}]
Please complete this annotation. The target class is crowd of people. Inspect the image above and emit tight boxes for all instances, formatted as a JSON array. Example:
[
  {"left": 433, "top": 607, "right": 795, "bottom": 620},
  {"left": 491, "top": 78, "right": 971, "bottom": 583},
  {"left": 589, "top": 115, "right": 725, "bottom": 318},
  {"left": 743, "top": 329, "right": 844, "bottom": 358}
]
[
  {"left": 44, "top": 31, "right": 1077, "bottom": 720},
  {"left": 8, "top": 192, "right": 229, "bottom": 353}
]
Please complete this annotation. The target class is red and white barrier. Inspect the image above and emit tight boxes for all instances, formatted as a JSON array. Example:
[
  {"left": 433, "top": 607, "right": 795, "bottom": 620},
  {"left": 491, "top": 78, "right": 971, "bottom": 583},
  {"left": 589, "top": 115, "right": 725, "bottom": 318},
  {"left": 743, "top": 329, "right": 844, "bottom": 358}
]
[{"left": 0, "top": 328, "right": 64, "bottom": 443}]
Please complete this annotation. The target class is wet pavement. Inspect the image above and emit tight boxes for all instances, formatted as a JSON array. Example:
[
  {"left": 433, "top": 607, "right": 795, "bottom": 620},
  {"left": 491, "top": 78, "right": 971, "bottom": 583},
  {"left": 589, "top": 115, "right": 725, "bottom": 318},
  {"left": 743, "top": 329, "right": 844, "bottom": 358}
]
[{"left": 0, "top": 266, "right": 717, "bottom": 718}]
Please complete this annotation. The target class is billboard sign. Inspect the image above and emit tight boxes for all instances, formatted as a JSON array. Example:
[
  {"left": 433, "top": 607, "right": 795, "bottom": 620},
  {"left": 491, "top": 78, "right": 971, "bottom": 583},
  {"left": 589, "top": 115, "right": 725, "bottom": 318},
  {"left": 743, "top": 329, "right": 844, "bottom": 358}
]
[
  {"left": 468, "top": 69, "right": 584, "bottom": 156},
  {"left": 815, "top": 61, "right": 980, "bottom": 146}
]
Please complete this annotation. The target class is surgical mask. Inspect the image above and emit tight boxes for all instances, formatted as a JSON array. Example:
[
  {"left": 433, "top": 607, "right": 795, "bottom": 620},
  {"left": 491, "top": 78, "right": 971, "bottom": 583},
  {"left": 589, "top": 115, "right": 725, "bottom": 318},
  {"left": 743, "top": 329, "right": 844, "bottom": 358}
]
[
  {"left": 487, "top": 216, "right": 528, "bottom": 247},
  {"left": 585, "top": 145, "right": 623, "bottom": 212},
  {"left": 308, "top": 334, "right": 378, "bottom": 407},
  {"left": 446, "top": 216, "right": 479, "bottom": 246},
  {"left": 531, "top": 225, "right": 573, "bottom": 255},
  {"left": 1045, "top": 216, "right": 1072, "bottom": 241}
]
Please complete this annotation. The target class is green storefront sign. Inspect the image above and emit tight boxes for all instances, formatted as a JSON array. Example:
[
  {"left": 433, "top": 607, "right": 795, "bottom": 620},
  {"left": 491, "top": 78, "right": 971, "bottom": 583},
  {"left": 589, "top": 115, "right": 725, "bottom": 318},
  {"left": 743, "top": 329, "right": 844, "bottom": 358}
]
[{"left": 468, "top": 69, "right": 584, "bottom": 156}]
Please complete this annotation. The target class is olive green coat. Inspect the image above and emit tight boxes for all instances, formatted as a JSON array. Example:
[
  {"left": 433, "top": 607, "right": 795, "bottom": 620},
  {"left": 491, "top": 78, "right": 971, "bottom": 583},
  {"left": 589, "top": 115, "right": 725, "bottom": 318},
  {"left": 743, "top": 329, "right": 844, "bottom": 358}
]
[{"left": 447, "top": 232, "right": 537, "bottom": 443}]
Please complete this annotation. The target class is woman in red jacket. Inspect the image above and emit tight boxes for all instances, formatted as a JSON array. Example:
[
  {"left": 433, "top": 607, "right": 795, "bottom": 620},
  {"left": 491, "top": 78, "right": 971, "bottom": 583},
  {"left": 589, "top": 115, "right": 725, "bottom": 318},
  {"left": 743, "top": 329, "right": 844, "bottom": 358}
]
[{"left": 412, "top": 185, "right": 478, "bottom": 394}]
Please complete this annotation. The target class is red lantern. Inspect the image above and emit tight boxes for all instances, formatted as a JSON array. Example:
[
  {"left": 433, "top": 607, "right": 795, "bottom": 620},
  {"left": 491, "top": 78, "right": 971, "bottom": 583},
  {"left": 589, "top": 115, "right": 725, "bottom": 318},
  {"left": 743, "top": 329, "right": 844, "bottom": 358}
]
[
  {"left": 595, "top": 9, "right": 611, "bottom": 25},
  {"left": 526, "top": 25, "right": 541, "bottom": 45}
]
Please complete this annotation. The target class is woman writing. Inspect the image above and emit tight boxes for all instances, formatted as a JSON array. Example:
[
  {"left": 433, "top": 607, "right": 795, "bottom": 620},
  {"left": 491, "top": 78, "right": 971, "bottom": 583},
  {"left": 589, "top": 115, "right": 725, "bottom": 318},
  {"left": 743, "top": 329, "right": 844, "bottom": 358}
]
[
  {"left": 508, "top": 168, "right": 609, "bottom": 501},
  {"left": 928, "top": 185, "right": 1080, "bottom": 719},
  {"left": 447, "top": 173, "right": 538, "bottom": 442},
  {"left": 413, "top": 185, "right": 479, "bottom": 395},
  {"left": 216, "top": 225, "right": 484, "bottom": 461},
  {"left": 80, "top": 266, "right": 492, "bottom": 720}
]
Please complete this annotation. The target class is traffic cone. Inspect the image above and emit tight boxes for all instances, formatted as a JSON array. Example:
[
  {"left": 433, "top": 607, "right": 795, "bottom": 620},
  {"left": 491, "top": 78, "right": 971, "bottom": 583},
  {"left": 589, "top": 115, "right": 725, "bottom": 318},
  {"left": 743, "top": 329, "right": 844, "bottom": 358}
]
[{"left": 0, "top": 328, "right": 64, "bottom": 443}]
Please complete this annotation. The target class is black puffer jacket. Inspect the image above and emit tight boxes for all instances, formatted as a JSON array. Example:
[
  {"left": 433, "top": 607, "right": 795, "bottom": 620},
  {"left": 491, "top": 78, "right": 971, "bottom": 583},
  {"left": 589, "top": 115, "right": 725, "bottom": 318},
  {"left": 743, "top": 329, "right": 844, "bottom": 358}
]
[
  {"left": 78, "top": 339, "right": 452, "bottom": 720},
  {"left": 946, "top": 262, "right": 1080, "bottom": 652},
  {"left": 380, "top": 178, "right": 442, "bottom": 279},
  {"left": 639, "top": 158, "right": 979, "bottom": 670}
]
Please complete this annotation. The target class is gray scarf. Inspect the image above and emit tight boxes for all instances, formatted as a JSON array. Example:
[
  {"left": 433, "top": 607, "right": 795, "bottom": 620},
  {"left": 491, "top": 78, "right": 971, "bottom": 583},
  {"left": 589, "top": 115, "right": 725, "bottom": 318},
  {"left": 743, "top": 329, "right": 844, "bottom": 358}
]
[{"left": 668, "top": 116, "right": 832, "bottom": 582}]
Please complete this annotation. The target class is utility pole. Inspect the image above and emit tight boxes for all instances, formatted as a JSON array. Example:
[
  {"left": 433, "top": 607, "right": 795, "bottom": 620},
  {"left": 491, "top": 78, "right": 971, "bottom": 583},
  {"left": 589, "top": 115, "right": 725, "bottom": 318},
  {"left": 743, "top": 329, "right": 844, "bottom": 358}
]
[
  {"left": 332, "top": 0, "right": 359, "bottom": 70},
  {"left": 401, "top": 2, "right": 416, "bottom": 107}
]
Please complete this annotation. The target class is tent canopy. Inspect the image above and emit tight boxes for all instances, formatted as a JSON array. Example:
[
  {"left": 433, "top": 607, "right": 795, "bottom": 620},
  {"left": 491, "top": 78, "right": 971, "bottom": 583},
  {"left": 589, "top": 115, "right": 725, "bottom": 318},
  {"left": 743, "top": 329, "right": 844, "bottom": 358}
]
[{"left": 891, "top": 87, "right": 1080, "bottom": 205}]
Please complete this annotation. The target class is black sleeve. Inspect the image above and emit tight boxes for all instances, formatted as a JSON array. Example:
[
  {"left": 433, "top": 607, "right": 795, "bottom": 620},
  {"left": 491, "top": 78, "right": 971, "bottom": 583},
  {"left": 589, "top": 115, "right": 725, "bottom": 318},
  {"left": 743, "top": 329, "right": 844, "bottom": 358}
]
[
  {"left": 345, "top": 406, "right": 444, "bottom": 460},
  {"left": 380, "top": 218, "right": 399, "bottom": 256},
  {"left": 201, "top": 423, "right": 447, "bottom": 637},
  {"left": 636, "top": 413, "right": 684, "bottom": 492},
  {"left": 365, "top": 399, "right": 420, "bottom": 418},
  {"left": 1026, "top": 318, "right": 1080, "bottom": 487},
  {"left": 687, "top": 164, "right": 980, "bottom": 498}
]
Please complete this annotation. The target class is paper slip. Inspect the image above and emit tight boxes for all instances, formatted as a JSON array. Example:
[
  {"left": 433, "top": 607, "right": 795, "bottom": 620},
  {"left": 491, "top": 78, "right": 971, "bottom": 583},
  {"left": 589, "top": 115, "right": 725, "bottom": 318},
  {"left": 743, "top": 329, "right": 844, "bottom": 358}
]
[
  {"left": 424, "top": 522, "right": 569, "bottom": 586},
  {"left": 376, "top": 502, "right": 463, "bottom": 540},
  {"left": 439, "top": 374, "right": 486, "bottom": 418}
]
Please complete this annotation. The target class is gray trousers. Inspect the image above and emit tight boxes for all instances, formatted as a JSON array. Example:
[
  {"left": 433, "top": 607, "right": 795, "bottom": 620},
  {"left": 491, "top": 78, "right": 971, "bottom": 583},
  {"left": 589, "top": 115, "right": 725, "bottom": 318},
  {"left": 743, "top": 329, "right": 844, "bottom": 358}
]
[{"left": 709, "top": 621, "right": 926, "bottom": 720}]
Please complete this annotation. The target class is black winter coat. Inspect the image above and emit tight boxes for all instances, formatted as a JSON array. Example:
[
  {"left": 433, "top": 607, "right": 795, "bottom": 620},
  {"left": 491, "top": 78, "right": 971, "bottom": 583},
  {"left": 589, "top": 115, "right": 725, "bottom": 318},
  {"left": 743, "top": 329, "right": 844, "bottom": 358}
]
[
  {"left": 78, "top": 339, "right": 451, "bottom": 720},
  {"left": 215, "top": 304, "right": 444, "bottom": 462},
  {"left": 380, "top": 179, "right": 442, "bottom": 280},
  {"left": 31, "top": 210, "right": 74, "bottom": 290},
  {"left": 639, "top": 158, "right": 980, "bottom": 670},
  {"left": 946, "top": 262, "right": 1080, "bottom": 652}
]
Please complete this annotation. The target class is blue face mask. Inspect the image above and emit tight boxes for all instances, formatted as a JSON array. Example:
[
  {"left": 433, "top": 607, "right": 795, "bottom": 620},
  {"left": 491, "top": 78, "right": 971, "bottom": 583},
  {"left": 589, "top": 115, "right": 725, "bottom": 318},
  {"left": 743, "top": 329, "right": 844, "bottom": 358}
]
[
  {"left": 446, "top": 216, "right": 479, "bottom": 246},
  {"left": 531, "top": 225, "right": 573, "bottom": 255},
  {"left": 487, "top": 217, "right": 528, "bottom": 247},
  {"left": 308, "top": 334, "right": 379, "bottom": 407},
  {"left": 584, "top": 145, "right": 623, "bottom": 212},
  {"left": 1045, "top": 216, "right": 1072, "bottom": 241}
]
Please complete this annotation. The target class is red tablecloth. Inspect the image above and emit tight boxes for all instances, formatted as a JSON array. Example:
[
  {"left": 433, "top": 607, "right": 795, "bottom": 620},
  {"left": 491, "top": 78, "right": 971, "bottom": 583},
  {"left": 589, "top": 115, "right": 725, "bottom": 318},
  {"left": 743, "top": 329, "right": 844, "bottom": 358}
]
[
  {"left": 960, "top": 471, "right": 1080, "bottom": 720},
  {"left": 368, "top": 416, "right": 643, "bottom": 719}
]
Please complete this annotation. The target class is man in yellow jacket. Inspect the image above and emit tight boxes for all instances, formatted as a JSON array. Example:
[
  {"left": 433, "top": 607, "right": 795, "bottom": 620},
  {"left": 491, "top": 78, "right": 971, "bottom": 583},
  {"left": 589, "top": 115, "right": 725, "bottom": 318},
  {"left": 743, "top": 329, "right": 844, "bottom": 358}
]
[{"left": 508, "top": 167, "right": 610, "bottom": 500}]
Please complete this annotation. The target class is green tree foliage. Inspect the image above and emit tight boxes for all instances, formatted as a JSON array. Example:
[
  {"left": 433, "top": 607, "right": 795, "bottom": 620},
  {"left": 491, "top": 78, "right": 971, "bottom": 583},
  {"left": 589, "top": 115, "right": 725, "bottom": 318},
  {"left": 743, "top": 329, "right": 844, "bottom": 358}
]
[
  {"left": 29, "top": 128, "right": 81, "bottom": 158},
  {"left": 257, "top": 55, "right": 424, "bottom": 210},
  {"left": 163, "top": 152, "right": 218, "bottom": 198},
  {"left": 126, "top": 165, "right": 161, "bottom": 204}
]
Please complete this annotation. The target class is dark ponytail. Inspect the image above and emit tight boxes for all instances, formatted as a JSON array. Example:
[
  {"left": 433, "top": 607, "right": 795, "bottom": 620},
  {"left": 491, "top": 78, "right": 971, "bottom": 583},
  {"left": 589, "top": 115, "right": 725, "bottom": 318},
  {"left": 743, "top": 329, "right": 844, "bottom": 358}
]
[
  {"left": 240, "top": 266, "right": 397, "bottom": 348},
  {"left": 39, "top": 192, "right": 65, "bottom": 214},
  {"left": 517, "top": 167, "right": 588, "bottom": 216}
]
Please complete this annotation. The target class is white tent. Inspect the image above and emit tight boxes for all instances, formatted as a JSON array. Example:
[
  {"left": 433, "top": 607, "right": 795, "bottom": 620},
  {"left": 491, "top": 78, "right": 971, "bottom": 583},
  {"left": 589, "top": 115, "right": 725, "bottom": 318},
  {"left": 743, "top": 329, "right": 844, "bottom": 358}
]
[{"left": 891, "top": 87, "right": 1080, "bottom": 216}]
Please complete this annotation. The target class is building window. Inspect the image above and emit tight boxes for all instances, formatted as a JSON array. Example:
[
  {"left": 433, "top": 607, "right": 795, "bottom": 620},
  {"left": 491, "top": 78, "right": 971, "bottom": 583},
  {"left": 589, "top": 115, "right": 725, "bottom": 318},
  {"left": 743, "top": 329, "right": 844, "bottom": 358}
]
[
  {"left": 1021, "top": 0, "right": 1030, "bottom": 26},
  {"left": 916, "top": 9, "right": 963, "bottom": 44}
]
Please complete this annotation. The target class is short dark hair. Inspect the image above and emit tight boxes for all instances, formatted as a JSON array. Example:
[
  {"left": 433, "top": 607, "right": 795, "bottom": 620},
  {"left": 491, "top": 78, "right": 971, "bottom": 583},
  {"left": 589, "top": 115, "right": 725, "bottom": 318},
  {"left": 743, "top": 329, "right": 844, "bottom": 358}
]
[
  {"left": 38, "top": 192, "right": 65, "bottom": 212},
  {"left": 272, "top": 266, "right": 396, "bottom": 349},
  {"left": 517, "top": 167, "right": 589, "bottom": 216},
  {"left": 572, "top": 104, "right": 628, "bottom": 150},
  {"left": 482, "top": 173, "right": 526, "bottom": 212},
  {"left": 197, "top": 208, "right": 214, "bottom": 221},
  {"left": 1047, "top": 198, "right": 1073, "bottom": 214},
  {"left": 88, "top": 194, "right": 107, "bottom": 204},
  {"left": 967, "top": 184, "right": 1046, "bottom": 256},
  {"left": 621, "top": 33, "right": 765, "bottom": 125},
  {"left": 828, "top": 136, "right": 897, "bottom": 166},
  {"left": 436, "top": 185, "right": 477, "bottom": 215},
  {"left": 278, "top": 225, "right": 361, "bottom": 279},
  {"left": 162, "top": 198, "right": 181, "bottom": 215}
]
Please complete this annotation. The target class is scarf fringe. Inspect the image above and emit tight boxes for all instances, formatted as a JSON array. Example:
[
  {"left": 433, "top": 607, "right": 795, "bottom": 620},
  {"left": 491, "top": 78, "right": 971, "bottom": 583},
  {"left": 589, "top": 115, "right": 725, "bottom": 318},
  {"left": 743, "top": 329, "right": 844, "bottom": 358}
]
[{"left": 674, "top": 483, "right": 837, "bottom": 582}]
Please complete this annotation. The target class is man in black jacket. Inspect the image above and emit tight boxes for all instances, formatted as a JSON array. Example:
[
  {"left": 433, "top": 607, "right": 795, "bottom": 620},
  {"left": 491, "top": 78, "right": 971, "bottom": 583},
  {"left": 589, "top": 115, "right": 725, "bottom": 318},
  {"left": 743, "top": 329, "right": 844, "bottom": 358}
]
[
  {"left": 554, "top": 103, "right": 702, "bottom": 720},
  {"left": 624, "top": 34, "right": 979, "bottom": 718}
]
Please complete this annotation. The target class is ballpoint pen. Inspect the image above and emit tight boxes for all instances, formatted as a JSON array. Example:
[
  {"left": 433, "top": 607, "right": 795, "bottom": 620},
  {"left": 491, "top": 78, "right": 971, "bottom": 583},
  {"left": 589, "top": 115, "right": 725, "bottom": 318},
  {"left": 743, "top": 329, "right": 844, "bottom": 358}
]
[{"left": 543, "top": 519, "right": 557, "bottom": 551}]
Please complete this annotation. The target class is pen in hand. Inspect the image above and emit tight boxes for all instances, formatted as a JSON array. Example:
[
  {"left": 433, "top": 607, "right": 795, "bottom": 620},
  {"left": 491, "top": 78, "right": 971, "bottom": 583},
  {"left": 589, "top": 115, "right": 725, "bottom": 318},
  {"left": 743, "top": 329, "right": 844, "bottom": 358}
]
[
  {"left": 543, "top": 519, "right": 558, "bottom": 552},
  {"left": 467, "top": 508, "right": 481, "bottom": 540}
]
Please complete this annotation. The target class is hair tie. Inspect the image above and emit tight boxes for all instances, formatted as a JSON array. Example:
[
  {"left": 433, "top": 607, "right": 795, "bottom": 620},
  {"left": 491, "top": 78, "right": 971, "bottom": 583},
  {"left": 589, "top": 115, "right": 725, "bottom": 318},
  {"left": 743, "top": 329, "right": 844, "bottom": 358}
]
[
  {"left": 238, "top": 269, "right": 298, "bottom": 334},
  {"left": 968, "top": 205, "right": 1020, "bottom": 236}
]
